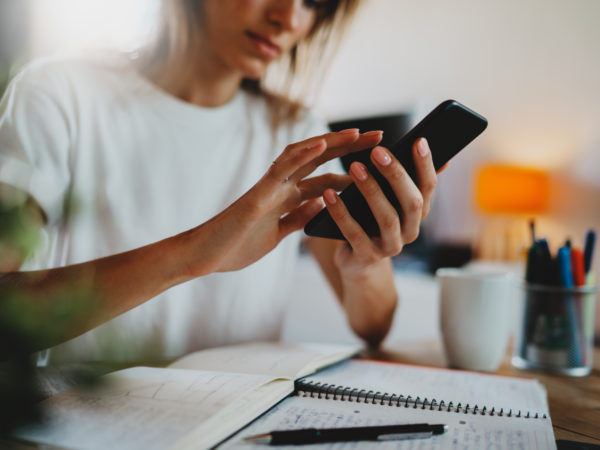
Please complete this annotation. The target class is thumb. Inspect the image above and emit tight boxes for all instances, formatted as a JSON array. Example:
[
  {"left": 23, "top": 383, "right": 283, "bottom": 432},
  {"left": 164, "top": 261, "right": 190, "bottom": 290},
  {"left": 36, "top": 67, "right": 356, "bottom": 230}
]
[
  {"left": 298, "top": 173, "right": 351, "bottom": 201},
  {"left": 278, "top": 198, "right": 324, "bottom": 238}
]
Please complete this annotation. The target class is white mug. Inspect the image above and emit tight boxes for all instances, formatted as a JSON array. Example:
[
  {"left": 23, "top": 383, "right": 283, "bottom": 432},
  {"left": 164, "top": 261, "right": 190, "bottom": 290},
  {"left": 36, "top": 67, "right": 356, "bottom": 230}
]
[{"left": 437, "top": 267, "right": 514, "bottom": 372}]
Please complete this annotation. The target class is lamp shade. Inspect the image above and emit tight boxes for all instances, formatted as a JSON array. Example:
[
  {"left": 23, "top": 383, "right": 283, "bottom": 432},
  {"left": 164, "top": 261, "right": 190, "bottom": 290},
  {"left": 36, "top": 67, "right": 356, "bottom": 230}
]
[{"left": 474, "top": 165, "right": 549, "bottom": 214}]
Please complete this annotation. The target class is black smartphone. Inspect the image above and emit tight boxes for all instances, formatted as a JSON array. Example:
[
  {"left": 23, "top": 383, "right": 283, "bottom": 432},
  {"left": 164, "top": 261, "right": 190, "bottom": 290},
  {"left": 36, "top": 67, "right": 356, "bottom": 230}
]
[{"left": 304, "top": 99, "right": 488, "bottom": 240}]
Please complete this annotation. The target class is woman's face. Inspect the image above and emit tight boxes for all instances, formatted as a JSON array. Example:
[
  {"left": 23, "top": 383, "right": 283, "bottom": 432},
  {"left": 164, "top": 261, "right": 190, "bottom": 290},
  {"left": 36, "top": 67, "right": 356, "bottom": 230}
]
[{"left": 200, "top": 0, "right": 323, "bottom": 79}]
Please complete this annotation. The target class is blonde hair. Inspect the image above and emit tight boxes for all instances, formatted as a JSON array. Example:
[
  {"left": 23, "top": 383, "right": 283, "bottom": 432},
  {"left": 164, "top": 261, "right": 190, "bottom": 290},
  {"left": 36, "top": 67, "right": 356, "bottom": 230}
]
[{"left": 138, "top": 0, "right": 359, "bottom": 123}]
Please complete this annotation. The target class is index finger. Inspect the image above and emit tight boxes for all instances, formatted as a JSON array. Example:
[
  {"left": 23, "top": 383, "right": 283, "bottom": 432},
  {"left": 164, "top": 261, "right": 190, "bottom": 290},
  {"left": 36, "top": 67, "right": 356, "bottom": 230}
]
[
  {"left": 291, "top": 130, "right": 384, "bottom": 182},
  {"left": 264, "top": 129, "right": 359, "bottom": 187}
]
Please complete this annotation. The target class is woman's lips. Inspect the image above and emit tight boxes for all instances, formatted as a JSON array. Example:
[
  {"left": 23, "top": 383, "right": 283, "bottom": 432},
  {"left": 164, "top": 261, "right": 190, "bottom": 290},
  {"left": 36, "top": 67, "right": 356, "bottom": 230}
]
[{"left": 246, "top": 31, "right": 281, "bottom": 59}]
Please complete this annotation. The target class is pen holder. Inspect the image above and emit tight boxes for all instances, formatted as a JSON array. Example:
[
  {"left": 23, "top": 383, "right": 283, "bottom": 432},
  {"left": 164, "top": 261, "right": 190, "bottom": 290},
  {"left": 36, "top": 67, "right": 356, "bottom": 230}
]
[{"left": 512, "top": 283, "right": 597, "bottom": 376}]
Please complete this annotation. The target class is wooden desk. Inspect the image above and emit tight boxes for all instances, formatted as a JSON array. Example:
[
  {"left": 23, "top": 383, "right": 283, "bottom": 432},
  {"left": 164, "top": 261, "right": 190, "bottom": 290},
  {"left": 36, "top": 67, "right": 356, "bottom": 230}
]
[{"left": 365, "top": 340, "right": 600, "bottom": 445}]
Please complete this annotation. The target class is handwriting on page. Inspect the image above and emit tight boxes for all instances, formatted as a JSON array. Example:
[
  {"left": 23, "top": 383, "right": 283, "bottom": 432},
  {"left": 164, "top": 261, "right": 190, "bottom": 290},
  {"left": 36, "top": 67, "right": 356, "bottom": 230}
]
[
  {"left": 15, "top": 367, "right": 273, "bottom": 450},
  {"left": 223, "top": 396, "right": 556, "bottom": 450},
  {"left": 307, "top": 360, "right": 549, "bottom": 415}
]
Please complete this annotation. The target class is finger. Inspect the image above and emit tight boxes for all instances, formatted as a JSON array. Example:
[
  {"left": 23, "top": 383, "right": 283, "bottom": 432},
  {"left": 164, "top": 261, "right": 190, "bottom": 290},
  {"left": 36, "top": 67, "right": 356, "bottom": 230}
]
[
  {"left": 370, "top": 146, "right": 423, "bottom": 244},
  {"left": 297, "top": 173, "right": 352, "bottom": 200},
  {"left": 266, "top": 129, "right": 359, "bottom": 185},
  {"left": 290, "top": 130, "right": 383, "bottom": 182},
  {"left": 265, "top": 139, "right": 327, "bottom": 187},
  {"left": 411, "top": 138, "right": 437, "bottom": 218},
  {"left": 278, "top": 198, "right": 324, "bottom": 238},
  {"left": 318, "top": 130, "right": 383, "bottom": 166},
  {"left": 323, "top": 189, "right": 374, "bottom": 254},
  {"left": 348, "top": 162, "right": 403, "bottom": 255}
]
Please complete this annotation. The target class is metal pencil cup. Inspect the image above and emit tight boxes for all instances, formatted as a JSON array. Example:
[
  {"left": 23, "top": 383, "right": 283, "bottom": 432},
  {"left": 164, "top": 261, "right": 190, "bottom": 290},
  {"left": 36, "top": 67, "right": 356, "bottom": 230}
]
[{"left": 512, "top": 283, "right": 597, "bottom": 376}]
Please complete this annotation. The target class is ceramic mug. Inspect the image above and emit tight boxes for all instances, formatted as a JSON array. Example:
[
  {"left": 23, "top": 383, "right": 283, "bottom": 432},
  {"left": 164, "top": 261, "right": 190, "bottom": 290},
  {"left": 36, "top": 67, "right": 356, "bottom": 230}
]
[{"left": 437, "top": 267, "right": 514, "bottom": 372}]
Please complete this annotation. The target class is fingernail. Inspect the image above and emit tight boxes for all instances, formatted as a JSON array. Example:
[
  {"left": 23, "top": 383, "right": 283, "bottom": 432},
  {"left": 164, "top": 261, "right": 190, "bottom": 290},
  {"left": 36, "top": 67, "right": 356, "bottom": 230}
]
[
  {"left": 351, "top": 163, "right": 368, "bottom": 181},
  {"left": 324, "top": 189, "right": 337, "bottom": 205},
  {"left": 340, "top": 128, "right": 359, "bottom": 134},
  {"left": 362, "top": 130, "right": 384, "bottom": 137},
  {"left": 418, "top": 138, "right": 429, "bottom": 157},
  {"left": 373, "top": 146, "right": 392, "bottom": 166}
]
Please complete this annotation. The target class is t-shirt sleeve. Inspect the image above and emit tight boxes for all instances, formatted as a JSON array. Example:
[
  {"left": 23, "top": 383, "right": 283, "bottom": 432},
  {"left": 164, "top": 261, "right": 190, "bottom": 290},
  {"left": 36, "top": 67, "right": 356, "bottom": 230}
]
[{"left": 0, "top": 66, "right": 71, "bottom": 225}]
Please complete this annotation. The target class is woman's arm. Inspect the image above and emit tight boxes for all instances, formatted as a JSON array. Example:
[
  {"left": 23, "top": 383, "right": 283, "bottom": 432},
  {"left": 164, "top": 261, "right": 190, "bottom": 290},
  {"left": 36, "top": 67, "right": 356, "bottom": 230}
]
[
  {"left": 307, "top": 138, "right": 438, "bottom": 347},
  {"left": 0, "top": 130, "right": 383, "bottom": 352},
  {"left": 306, "top": 237, "right": 397, "bottom": 347}
]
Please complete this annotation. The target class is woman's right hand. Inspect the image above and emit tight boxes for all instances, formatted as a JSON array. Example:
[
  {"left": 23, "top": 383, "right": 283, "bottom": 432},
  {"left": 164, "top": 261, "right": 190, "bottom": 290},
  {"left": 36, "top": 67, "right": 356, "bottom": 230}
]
[{"left": 180, "top": 129, "right": 383, "bottom": 276}]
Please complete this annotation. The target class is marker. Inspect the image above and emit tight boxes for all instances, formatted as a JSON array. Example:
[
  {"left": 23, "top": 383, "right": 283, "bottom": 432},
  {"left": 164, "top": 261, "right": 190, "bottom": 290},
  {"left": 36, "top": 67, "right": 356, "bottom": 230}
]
[
  {"left": 525, "top": 242, "right": 539, "bottom": 283},
  {"left": 536, "top": 238, "right": 553, "bottom": 284},
  {"left": 570, "top": 248, "right": 585, "bottom": 287}
]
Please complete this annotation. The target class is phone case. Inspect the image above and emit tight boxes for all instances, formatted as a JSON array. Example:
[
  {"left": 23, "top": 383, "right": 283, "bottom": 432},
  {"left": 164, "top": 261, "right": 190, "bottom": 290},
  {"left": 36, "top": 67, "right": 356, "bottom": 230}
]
[{"left": 304, "top": 100, "right": 488, "bottom": 240}]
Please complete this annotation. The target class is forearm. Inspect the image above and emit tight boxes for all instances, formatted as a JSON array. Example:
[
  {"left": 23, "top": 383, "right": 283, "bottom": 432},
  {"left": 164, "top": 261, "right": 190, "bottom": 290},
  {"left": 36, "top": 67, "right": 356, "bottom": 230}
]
[
  {"left": 0, "top": 231, "right": 195, "bottom": 351},
  {"left": 307, "top": 238, "right": 397, "bottom": 347},
  {"left": 338, "top": 258, "right": 397, "bottom": 347}
]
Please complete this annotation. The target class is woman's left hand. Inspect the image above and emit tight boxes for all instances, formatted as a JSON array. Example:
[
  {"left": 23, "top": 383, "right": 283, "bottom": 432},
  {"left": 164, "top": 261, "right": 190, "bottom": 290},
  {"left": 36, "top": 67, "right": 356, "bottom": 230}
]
[{"left": 323, "top": 137, "right": 437, "bottom": 275}]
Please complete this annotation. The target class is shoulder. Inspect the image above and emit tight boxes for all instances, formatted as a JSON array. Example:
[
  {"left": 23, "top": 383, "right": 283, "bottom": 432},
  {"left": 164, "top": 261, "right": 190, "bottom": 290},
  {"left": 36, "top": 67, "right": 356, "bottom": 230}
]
[{"left": 5, "top": 52, "right": 137, "bottom": 105}]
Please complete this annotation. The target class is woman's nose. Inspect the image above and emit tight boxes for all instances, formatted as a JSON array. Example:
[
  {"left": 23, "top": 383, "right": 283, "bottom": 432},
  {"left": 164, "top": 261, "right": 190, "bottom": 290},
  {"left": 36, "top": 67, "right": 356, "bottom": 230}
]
[{"left": 266, "top": 0, "right": 303, "bottom": 31}]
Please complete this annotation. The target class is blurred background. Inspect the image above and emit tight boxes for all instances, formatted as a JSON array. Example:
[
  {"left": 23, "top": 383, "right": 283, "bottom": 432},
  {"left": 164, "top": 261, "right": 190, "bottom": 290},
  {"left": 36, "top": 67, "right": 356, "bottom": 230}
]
[
  {"left": 319, "top": 0, "right": 600, "bottom": 259},
  {"left": 1, "top": 0, "right": 599, "bottom": 328}
]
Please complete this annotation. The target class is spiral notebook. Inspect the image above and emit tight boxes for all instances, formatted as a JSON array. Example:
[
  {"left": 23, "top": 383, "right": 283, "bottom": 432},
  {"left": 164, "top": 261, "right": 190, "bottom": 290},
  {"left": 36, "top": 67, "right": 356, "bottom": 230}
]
[{"left": 223, "top": 359, "right": 556, "bottom": 449}]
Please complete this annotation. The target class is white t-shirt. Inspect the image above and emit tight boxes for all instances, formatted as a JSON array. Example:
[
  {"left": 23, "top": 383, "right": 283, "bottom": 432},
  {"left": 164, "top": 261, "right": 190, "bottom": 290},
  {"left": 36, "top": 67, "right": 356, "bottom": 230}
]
[{"left": 0, "top": 55, "right": 335, "bottom": 363}]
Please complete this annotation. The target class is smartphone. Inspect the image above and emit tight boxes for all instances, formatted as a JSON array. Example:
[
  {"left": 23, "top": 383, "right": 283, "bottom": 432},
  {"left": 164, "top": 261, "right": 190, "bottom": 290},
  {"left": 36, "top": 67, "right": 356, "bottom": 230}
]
[{"left": 304, "top": 99, "right": 488, "bottom": 240}]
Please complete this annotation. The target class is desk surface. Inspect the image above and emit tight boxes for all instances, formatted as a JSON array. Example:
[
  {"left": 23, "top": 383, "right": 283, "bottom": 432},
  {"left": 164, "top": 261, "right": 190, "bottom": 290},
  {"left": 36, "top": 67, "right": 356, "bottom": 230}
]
[{"left": 366, "top": 340, "right": 600, "bottom": 445}]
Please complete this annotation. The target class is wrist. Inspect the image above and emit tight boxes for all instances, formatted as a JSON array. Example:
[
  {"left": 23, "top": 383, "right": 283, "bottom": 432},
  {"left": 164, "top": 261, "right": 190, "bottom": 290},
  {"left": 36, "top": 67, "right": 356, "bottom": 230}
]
[
  {"left": 171, "top": 223, "right": 220, "bottom": 281},
  {"left": 338, "top": 257, "right": 391, "bottom": 286},
  {"left": 339, "top": 258, "right": 397, "bottom": 344}
]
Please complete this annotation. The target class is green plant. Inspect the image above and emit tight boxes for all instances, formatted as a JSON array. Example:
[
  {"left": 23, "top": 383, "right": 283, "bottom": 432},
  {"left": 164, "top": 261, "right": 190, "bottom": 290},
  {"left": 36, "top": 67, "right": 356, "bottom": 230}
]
[{"left": 0, "top": 201, "right": 99, "bottom": 435}]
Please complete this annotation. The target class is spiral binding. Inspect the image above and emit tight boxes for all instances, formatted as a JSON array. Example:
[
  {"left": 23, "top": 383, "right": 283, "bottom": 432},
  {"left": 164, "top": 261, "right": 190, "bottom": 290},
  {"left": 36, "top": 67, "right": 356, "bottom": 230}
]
[{"left": 294, "top": 380, "right": 547, "bottom": 420}]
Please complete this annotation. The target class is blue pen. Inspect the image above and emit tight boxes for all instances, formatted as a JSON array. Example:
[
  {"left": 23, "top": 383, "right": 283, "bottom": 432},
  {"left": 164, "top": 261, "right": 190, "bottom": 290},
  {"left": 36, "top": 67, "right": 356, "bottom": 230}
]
[
  {"left": 557, "top": 246, "right": 582, "bottom": 367},
  {"left": 583, "top": 230, "right": 596, "bottom": 275},
  {"left": 558, "top": 247, "right": 574, "bottom": 288}
]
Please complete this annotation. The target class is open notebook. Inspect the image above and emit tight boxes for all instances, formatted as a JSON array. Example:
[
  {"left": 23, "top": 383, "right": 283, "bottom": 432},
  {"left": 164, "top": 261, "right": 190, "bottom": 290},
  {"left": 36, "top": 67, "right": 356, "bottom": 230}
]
[
  {"left": 222, "top": 359, "right": 556, "bottom": 450},
  {"left": 13, "top": 342, "right": 360, "bottom": 450}
]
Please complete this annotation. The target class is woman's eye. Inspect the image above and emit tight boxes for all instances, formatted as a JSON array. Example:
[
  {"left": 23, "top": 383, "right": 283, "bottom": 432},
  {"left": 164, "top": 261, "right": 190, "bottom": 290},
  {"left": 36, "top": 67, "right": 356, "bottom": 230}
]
[{"left": 303, "top": 0, "right": 329, "bottom": 9}]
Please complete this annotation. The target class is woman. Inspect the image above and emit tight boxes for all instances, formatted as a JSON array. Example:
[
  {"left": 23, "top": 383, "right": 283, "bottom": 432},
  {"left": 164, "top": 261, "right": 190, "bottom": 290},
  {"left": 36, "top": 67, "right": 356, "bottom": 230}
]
[{"left": 0, "top": 0, "right": 437, "bottom": 362}]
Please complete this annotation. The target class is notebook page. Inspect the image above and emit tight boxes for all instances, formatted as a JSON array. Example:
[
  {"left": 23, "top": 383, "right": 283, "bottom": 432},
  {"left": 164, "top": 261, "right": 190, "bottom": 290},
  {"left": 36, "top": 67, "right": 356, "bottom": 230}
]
[
  {"left": 169, "top": 342, "right": 360, "bottom": 379},
  {"left": 14, "top": 366, "right": 279, "bottom": 450},
  {"left": 222, "top": 396, "right": 556, "bottom": 450},
  {"left": 303, "top": 360, "right": 549, "bottom": 415}
]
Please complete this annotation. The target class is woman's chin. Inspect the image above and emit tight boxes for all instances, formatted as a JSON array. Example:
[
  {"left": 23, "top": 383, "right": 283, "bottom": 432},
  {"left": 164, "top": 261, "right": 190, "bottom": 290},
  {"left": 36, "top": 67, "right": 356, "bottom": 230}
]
[
  {"left": 235, "top": 57, "right": 270, "bottom": 81},
  {"left": 240, "top": 66, "right": 266, "bottom": 81}
]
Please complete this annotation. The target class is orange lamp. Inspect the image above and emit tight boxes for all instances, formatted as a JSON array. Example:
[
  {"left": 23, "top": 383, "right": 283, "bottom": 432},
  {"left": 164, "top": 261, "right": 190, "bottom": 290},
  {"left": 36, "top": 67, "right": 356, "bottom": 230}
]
[{"left": 474, "top": 165, "right": 549, "bottom": 214}]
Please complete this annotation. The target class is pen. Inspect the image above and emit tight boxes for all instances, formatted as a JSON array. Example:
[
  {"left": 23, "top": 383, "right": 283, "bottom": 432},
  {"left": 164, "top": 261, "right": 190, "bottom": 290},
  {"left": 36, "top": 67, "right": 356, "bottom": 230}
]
[
  {"left": 558, "top": 246, "right": 574, "bottom": 288},
  {"left": 244, "top": 423, "right": 448, "bottom": 445},
  {"left": 558, "top": 246, "right": 582, "bottom": 367},
  {"left": 583, "top": 229, "right": 596, "bottom": 276}
]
